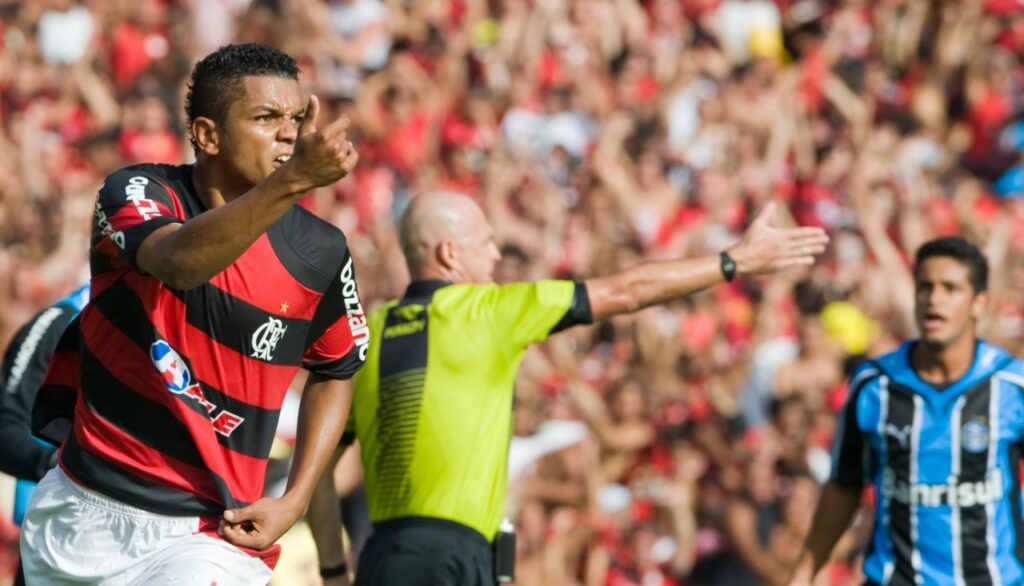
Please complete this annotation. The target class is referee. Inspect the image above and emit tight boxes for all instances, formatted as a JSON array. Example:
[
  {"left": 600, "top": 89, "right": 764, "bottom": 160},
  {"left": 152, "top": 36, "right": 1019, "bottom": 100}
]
[{"left": 312, "top": 191, "right": 828, "bottom": 586}]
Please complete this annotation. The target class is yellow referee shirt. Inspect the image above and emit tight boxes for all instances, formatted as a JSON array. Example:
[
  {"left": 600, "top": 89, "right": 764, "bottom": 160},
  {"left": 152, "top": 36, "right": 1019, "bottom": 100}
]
[{"left": 349, "top": 279, "right": 589, "bottom": 540}]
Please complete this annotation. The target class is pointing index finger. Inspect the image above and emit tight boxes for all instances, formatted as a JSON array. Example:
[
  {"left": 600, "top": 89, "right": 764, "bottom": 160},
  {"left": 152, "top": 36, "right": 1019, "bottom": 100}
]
[{"left": 319, "top": 114, "right": 351, "bottom": 141}]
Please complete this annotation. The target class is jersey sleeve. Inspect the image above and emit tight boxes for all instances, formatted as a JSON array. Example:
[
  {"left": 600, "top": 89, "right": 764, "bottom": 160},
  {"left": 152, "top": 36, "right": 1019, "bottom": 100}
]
[
  {"left": 302, "top": 252, "right": 369, "bottom": 380},
  {"left": 0, "top": 304, "right": 75, "bottom": 481},
  {"left": 94, "top": 168, "right": 184, "bottom": 273},
  {"left": 830, "top": 365, "right": 879, "bottom": 487},
  {"left": 30, "top": 314, "right": 82, "bottom": 449},
  {"left": 488, "top": 280, "right": 592, "bottom": 348},
  {"left": 550, "top": 282, "right": 594, "bottom": 334}
]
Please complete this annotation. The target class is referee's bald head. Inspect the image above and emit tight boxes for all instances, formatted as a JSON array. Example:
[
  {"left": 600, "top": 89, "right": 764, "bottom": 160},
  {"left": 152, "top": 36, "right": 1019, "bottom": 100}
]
[{"left": 399, "top": 191, "right": 501, "bottom": 284}]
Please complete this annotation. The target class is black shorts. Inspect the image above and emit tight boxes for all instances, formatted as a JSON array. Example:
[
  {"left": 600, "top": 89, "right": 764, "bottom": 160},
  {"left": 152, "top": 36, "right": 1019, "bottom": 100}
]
[{"left": 355, "top": 517, "right": 494, "bottom": 586}]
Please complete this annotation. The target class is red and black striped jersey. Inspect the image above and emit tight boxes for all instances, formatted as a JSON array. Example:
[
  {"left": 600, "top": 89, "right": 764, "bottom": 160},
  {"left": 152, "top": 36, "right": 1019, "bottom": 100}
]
[{"left": 49, "top": 163, "right": 368, "bottom": 516}]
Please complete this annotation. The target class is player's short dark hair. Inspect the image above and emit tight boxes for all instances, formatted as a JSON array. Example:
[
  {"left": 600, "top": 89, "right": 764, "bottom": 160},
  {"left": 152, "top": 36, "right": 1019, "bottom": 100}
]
[
  {"left": 184, "top": 43, "right": 299, "bottom": 152},
  {"left": 914, "top": 236, "right": 989, "bottom": 293}
]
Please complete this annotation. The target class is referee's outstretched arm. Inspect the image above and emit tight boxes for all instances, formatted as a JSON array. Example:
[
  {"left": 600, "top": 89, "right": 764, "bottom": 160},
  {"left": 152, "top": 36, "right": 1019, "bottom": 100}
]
[
  {"left": 310, "top": 191, "right": 829, "bottom": 585},
  {"left": 584, "top": 201, "right": 829, "bottom": 319}
]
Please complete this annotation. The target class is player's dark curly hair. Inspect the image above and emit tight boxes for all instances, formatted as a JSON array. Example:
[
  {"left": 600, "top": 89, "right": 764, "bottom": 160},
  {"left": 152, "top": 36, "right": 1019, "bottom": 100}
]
[
  {"left": 184, "top": 43, "right": 299, "bottom": 152},
  {"left": 914, "top": 236, "right": 989, "bottom": 293}
]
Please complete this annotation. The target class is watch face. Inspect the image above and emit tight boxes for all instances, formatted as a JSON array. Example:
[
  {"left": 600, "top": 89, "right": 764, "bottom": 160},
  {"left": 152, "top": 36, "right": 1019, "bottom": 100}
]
[{"left": 720, "top": 251, "right": 736, "bottom": 281}]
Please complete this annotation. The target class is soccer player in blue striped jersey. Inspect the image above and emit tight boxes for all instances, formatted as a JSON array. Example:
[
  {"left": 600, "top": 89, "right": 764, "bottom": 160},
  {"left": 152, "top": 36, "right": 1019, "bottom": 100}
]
[{"left": 788, "top": 236, "right": 1024, "bottom": 586}]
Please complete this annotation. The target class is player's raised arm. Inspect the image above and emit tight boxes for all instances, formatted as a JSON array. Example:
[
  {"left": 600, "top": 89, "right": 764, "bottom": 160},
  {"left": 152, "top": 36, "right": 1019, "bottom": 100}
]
[
  {"left": 135, "top": 93, "right": 358, "bottom": 290},
  {"left": 585, "top": 202, "right": 829, "bottom": 320}
]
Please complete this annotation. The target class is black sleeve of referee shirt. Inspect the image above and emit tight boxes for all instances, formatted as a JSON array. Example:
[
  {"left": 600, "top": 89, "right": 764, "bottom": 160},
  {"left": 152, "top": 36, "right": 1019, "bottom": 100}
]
[
  {"left": 550, "top": 282, "right": 594, "bottom": 334},
  {"left": 0, "top": 305, "right": 73, "bottom": 482}
]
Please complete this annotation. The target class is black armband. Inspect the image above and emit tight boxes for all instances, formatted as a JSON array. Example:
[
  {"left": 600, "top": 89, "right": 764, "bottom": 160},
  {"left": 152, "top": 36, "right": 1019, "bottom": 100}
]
[{"left": 550, "top": 282, "right": 594, "bottom": 334}]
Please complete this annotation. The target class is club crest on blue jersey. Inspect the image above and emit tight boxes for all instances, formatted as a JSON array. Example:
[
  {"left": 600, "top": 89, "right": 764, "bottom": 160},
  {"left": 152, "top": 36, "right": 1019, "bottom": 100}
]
[
  {"left": 150, "top": 340, "right": 198, "bottom": 395},
  {"left": 962, "top": 419, "right": 989, "bottom": 454}
]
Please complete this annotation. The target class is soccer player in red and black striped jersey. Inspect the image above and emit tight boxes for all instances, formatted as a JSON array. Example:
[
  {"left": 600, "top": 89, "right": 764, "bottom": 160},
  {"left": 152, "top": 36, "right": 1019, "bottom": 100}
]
[{"left": 21, "top": 43, "right": 367, "bottom": 585}]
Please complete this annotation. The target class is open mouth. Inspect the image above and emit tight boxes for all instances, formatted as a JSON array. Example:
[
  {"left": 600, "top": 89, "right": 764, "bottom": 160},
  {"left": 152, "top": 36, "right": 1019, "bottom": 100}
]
[
  {"left": 922, "top": 312, "right": 945, "bottom": 331},
  {"left": 272, "top": 154, "right": 291, "bottom": 168}
]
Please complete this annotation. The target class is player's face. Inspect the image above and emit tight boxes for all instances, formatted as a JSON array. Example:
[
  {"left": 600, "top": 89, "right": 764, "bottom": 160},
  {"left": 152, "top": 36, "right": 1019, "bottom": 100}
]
[
  {"left": 458, "top": 207, "right": 501, "bottom": 284},
  {"left": 219, "top": 76, "right": 305, "bottom": 188},
  {"left": 914, "top": 257, "right": 987, "bottom": 348}
]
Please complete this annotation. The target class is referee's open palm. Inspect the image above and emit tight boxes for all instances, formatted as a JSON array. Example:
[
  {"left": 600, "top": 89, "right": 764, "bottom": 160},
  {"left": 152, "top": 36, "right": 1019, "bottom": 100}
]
[
  {"left": 729, "top": 202, "right": 830, "bottom": 276},
  {"left": 284, "top": 95, "right": 359, "bottom": 189}
]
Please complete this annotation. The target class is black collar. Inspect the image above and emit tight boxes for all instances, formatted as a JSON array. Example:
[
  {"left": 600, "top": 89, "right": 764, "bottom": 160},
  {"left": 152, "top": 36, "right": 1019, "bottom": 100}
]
[{"left": 403, "top": 279, "right": 452, "bottom": 300}]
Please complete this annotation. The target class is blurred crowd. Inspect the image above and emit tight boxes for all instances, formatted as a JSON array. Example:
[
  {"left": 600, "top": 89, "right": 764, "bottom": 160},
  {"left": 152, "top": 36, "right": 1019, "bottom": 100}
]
[{"left": 3, "top": 0, "right": 1024, "bottom": 584}]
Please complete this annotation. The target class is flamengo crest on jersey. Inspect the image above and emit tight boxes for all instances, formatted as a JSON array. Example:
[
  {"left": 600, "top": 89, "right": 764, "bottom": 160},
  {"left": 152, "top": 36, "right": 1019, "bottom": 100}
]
[{"left": 251, "top": 317, "right": 287, "bottom": 361}]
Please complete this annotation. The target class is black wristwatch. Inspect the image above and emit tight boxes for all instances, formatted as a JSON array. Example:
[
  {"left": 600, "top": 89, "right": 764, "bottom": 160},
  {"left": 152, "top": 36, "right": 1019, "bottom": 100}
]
[
  {"left": 719, "top": 250, "right": 737, "bottom": 282},
  {"left": 320, "top": 561, "right": 348, "bottom": 579}
]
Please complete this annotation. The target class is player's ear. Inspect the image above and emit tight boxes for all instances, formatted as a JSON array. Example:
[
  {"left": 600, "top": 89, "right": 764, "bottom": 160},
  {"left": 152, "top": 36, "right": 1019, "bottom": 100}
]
[
  {"left": 192, "top": 117, "right": 220, "bottom": 156},
  {"left": 971, "top": 290, "right": 989, "bottom": 320}
]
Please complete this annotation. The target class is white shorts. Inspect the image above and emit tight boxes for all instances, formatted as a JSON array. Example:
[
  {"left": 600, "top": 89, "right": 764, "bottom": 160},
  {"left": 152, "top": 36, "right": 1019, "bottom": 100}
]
[{"left": 20, "top": 467, "right": 275, "bottom": 586}]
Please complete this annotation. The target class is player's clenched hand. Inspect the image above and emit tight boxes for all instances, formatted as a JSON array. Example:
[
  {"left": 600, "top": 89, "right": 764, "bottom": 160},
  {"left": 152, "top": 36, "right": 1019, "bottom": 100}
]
[
  {"left": 728, "top": 201, "right": 829, "bottom": 276},
  {"left": 220, "top": 496, "right": 304, "bottom": 551},
  {"left": 280, "top": 95, "right": 359, "bottom": 191}
]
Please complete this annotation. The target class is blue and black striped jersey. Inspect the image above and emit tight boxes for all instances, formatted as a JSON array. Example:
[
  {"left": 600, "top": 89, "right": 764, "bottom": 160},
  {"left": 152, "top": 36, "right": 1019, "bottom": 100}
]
[{"left": 833, "top": 340, "right": 1024, "bottom": 585}]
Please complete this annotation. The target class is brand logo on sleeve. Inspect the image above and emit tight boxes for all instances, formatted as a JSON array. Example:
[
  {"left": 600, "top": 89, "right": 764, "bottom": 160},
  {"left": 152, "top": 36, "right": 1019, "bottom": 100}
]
[
  {"left": 95, "top": 201, "right": 126, "bottom": 249},
  {"left": 125, "top": 176, "right": 161, "bottom": 221},
  {"left": 340, "top": 258, "right": 370, "bottom": 361},
  {"left": 252, "top": 316, "right": 287, "bottom": 361},
  {"left": 5, "top": 308, "right": 63, "bottom": 394}
]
